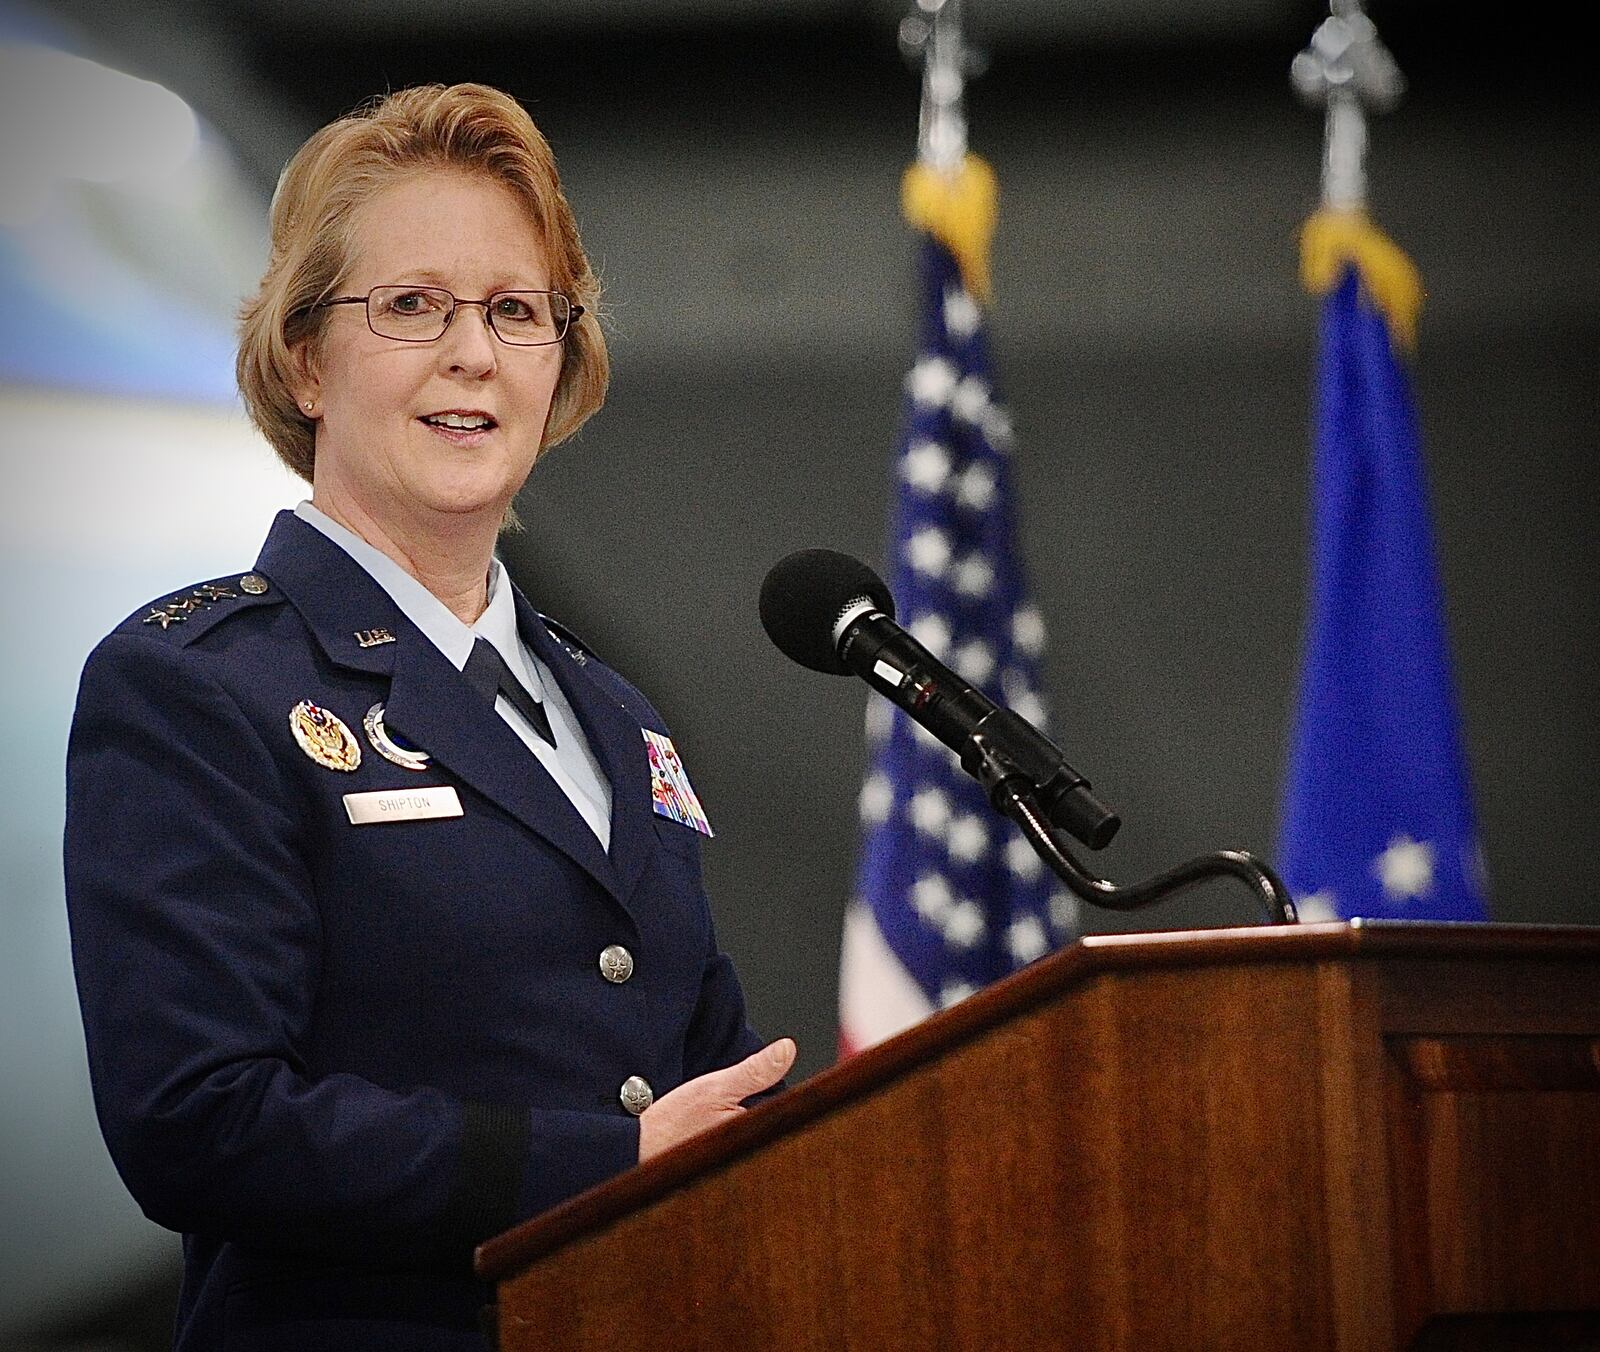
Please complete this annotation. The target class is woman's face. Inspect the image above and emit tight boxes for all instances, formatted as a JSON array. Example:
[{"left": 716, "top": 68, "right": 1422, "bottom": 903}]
[{"left": 300, "top": 170, "right": 564, "bottom": 531}]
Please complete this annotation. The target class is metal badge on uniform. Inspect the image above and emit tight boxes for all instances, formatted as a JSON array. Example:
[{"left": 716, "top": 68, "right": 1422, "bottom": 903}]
[
  {"left": 363, "top": 702, "right": 432, "bottom": 770},
  {"left": 343, "top": 786, "right": 462, "bottom": 825},
  {"left": 642, "top": 729, "right": 713, "bottom": 837},
  {"left": 289, "top": 700, "right": 361, "bottom": 772}
]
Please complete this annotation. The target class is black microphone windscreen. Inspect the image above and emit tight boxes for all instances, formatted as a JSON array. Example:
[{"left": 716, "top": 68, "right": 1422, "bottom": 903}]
[{"left": 759, "top": 549, "right": 895, "bottom": 675}]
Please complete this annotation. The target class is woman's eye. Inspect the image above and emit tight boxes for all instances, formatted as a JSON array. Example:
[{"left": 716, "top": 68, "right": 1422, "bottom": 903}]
[
  {"left": 377, "top": 289, "right": 447, "bottom": 317},
  {"left": 495, "top": 296, "right": 536, "bottom": 321}
]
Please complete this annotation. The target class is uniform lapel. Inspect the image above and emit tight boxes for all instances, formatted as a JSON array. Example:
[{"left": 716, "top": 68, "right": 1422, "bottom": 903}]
[
  {"left": 255, "top": 512, "right": 404, "bottom": 680},
  {"left": 255, "top": 512, "right": 621, "bottom": 902},
  {"left": 514, "top": 589, "right": 655, "bottom": 907},
  {"left": 380, "top": 636, "right": 618, "bottom": 896}
]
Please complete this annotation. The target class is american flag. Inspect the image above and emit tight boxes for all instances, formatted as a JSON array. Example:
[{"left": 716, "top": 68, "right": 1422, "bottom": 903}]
[{"left": 838, "top": 235, "right": 1078, "bottom": 1058}]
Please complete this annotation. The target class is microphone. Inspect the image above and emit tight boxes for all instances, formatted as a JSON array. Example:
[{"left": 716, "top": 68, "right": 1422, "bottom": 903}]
[{"left": 759, "top": 549, "right": 1120, "bottom": 850}]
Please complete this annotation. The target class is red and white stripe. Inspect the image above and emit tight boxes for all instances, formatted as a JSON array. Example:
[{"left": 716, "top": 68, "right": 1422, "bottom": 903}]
[{"left": 836, "top": 899, "right": 935, "bottom": 1059}]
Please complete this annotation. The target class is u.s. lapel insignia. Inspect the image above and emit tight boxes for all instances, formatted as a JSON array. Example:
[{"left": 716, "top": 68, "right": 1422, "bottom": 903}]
[
  {"left": 363, "top": 702, "right": 432, "bottom": 771},
  {"left": 642, "top": 729, "right": 713, "bottom": 837},
  {"left": 354, "top": 628, "right": 396, "bottom": 648},
  {"left": 290, "top": 700, "right": 361, "bottom": 772}
]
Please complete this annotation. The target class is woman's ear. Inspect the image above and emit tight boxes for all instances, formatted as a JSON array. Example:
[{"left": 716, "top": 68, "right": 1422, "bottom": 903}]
[{"left": 289, "top": 340, "right": 322, "bottom": 418}]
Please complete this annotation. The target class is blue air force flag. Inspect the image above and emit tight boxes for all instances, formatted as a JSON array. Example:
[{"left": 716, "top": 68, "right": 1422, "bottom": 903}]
[
  {"left": 838, "top": 233, "right": 1077, "bottom": 1056},
  {"left": 1278, "top": 260, "right": 1488, "bottom": 923}
]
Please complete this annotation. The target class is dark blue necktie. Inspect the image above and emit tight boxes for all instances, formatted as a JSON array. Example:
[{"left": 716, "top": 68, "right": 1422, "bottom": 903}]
[{"left": 463, "top": 637, "right": 555, "bottom": 747}]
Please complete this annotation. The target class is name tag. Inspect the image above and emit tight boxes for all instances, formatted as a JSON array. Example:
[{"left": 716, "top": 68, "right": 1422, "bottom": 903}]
[{"left": 343, "top": 786, "right": 463, "bottom": 825}]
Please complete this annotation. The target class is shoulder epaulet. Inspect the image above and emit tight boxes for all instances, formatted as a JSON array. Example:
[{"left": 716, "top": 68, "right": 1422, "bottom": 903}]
[
  {"left": 539, "top": 612, "right": 667, "bottom": 731},
  {"left": 539, "top": 612, "right": 601, "bottom": 667},
  {"left": 121, "top": 571, "right": 285, "bottom": 646}
]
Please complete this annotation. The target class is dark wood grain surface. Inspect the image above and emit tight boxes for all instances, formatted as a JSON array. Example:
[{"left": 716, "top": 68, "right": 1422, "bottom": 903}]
[{"left": 478, "top": 923, "right": 1600, "bottom": 1350}]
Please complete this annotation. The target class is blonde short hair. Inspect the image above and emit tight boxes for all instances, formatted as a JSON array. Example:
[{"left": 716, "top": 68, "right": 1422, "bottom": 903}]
[{"left": 237, "top": 83, "right": 608, "bottom": 483}]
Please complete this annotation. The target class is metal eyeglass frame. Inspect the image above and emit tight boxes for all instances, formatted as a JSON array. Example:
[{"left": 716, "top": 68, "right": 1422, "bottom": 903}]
[{"left": 312, "top": 286, "right": 584, "bottom": 346}]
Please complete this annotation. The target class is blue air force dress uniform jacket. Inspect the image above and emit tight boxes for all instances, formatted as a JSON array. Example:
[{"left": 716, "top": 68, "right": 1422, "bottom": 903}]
[{"left": 63, "top": 510, "right": 768, "bottom": 1351}]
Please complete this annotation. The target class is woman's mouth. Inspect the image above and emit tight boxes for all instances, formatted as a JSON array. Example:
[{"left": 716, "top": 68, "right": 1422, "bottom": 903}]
[{"left": 418, "top": 411, "right": 498, "bottom": 446}]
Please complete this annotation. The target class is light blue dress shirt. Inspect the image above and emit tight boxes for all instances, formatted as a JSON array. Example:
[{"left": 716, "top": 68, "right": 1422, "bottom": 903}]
[{"left": 294, "top": 501, "right": 613, "bottom": 850}]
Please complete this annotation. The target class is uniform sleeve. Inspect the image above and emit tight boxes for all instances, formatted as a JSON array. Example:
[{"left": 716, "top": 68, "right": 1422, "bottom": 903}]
[
  {"left": 674, "top": 835, "right": 783, "bottom": 1101},
  {"left": 680, "top": 927, "right": 769, "bottom": 1088},
  {"left": 64, "top": 634, "right": 638, "bottom": 1267}
]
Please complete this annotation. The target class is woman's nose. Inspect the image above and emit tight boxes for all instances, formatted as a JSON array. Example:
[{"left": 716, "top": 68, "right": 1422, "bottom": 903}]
[{"left": 439, "top": 303, "right": 498, "bottom": 375}]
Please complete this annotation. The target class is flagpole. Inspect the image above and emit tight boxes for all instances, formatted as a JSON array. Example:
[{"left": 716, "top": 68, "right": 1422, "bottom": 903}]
[
  {"left": 1290, "top": 0, "right": 1404, "bottom": 212},
  {"left": 898, "top": 0, "right": 998, "bottom": 300},
  {"left": 1289, "top": 1, "right": 1422, "bottom": 351},
  {"left": 912, "top": 0, "right": 967, "bottom": 173}
]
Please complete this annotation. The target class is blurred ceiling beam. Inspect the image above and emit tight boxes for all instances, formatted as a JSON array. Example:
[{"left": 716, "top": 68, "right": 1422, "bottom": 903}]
[
  {"left": 33, "top": 0, "right": 313, "bottom": 186},
  {"left": 194, "top": 0, "right": 1307, "bottom": 44}
]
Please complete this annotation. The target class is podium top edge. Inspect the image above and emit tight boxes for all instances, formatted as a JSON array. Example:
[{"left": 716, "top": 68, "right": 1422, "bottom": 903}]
[
  {"left": 475, "top": 919, "right": 1600, "bottom": 1283},
  {"left": 1078, "top": 918, "right": 1600, "bottom": 959}
]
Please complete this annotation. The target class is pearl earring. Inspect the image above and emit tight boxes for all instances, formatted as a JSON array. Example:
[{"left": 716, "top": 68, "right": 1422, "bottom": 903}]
[{"left": 304, "top": 402, "right": 315, "bottom": 413}]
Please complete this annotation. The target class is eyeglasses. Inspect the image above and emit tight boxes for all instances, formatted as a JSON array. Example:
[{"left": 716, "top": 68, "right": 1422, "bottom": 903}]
[{"left": 313, "top": 285, "right": 582, "bottom": 346}]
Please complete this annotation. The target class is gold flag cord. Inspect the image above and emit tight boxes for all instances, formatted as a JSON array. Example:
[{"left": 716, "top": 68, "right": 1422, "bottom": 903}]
[
  {"left": 902, "top": 153, "right": 998, "bottom": 304},
  {"left": 1300, "top": 206, "right": 1424, "bottom": 352}
]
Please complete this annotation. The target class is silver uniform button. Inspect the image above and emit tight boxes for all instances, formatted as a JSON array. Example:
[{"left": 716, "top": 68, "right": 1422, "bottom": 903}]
[
  {"left": 599, "top": 944, "right": 634, "bottom": 984},
  {"left": 619, "top": 1075, "right": 653, "bottom": 1116}
]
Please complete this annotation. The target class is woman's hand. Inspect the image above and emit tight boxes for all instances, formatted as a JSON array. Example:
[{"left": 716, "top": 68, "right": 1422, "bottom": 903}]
[{"left": 637, "top": 1038, "right": 797, "bottom": 1163}]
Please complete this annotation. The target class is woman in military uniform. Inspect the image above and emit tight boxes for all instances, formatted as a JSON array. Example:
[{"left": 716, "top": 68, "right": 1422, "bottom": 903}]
[{"left": 64, "top": 83, "right": 793, "bottom": 1352}]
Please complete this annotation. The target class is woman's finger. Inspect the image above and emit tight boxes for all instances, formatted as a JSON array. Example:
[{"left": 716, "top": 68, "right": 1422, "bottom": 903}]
[{"left": 698, "top": 1037, "right": 797, "bottom": 1107}]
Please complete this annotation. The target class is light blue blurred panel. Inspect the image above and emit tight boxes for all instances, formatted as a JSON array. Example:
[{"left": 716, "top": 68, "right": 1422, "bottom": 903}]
[
  {"left": 0, "top": 4, "right": 267, "bottom": 406},
  {"left": 0, "top": 232, "right": 240, "bottom": 405},
  {"left": 0, "top": 0, "right": 68, "bottom": 45}
]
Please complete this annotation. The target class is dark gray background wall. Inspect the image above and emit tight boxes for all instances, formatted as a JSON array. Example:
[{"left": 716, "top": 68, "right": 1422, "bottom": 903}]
[{"left": 16, "top": 2, "right": 1597, "bottom": 1345}]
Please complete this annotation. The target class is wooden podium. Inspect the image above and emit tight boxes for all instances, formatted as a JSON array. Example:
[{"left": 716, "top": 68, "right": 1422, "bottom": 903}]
[{"left": 476, "top": 923, "right": 1600, "bottom": 1349}]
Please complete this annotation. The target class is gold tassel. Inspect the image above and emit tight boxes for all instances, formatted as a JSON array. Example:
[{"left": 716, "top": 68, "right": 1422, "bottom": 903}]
[
  {"left": 1300, "top": 207, "right": 1424, "bottom": 352},
  {"left": 902, "top": 154, "right": 999, "bottom": 303}
]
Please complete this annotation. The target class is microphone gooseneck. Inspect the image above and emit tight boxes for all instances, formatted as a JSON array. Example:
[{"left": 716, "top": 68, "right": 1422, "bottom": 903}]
[{"left": 759, "top": 548, "right": 1298, "bottom": 926}]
